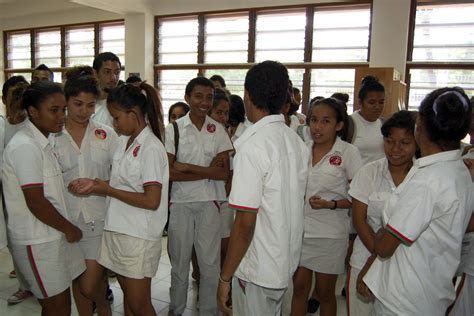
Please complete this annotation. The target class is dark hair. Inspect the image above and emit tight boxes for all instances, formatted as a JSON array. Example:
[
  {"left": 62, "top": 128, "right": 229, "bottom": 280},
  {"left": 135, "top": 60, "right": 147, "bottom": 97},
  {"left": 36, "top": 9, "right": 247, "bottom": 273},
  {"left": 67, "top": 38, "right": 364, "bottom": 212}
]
[
  {"left": 64, "top": 75, "right": 100, "bottom": 100},
  {"left": 64, "top": 65, "right": 94, "bottom": 80},
  {"left": 107, "top": 82, "right": 163, "bottom": 140},
  {"left": 211, "top": 88, "right": 230, "bottom": 111},
  {"left": 126, "top": 75, "right": 142, "bottom": 84},
  {"left": 3, "top": 76, "right": 28, "bottom": 100},
  {"left": 381, "top": 110, "right": 416, "bottom": 138},
  {"left": 310, "top": 97, "right": 349, "bottom": 137},
  {"left": 34, "top": 64, "right": 53, "bottom": 77},
  {"left": 93, "top": 52, "right": 122, "bottom": 71},
  {"left": 244, "top": 60, "right": 289, "bottom": 115},
  {"left": 22, "top": 81, "right": 64, "bottom": 111},
  {"left": 228, "top": 94, "right": 245, "bottom": 127},
  {"left": 185, "top": 77, "right": 215, "bottom": 97},
  {"left": 358, "top": 75, "right": 385, "bottom": 102},
  {"left": 418, "top": 87, "right": 471, "bottom": 150},
  {"left": 287, "top": 81, "right": 299, "bottom": 116},
  {"left": 168, "top": 102, "right": 189, "bottom": 123},
  {"left": 331, "top": 92, "right": 349, "bottom": 104},
  {"left": 293, "top": 87, "right": 301, "bottom": 94},
  {"left": 210, "top": 75, "right": 226, "bottom": 88}
]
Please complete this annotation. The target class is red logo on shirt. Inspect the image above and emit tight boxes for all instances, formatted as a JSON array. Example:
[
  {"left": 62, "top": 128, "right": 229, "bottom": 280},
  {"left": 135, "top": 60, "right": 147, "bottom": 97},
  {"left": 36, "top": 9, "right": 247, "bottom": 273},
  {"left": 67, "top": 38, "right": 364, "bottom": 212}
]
[
  {"left": 133, "top": 145, "right": 141, "bottom": 157},
  {"left": 207, "top": 123, "right": 216, "bottom": 133},
  {"left": 329, "top": 155, "right": 342, "bottom": 166},
  {"left": 95, "top": 129, "right": 107, "bottom": 140}
]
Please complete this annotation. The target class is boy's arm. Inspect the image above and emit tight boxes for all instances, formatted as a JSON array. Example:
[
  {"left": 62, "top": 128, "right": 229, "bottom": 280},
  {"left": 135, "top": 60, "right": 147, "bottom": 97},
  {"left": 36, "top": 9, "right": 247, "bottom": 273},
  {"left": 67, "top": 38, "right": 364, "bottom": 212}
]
[
  {"left": 174, "top": 150, "right": 231, "bottom": 181},
  {"left": 167, "top": 153, "right": 206, "bottom": 182}
]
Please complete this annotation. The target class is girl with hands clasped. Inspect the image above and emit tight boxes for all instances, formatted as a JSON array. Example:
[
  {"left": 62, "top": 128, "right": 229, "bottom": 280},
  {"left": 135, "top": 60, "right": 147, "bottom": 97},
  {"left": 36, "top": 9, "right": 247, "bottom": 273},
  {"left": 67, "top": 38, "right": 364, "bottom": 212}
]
[
  {"left": 3, "top": 81, "right": 86, "bottom": 316},
  {"left": 291, "top": 98, "right": 362, "bottom": 316},
  {"left": 69, "top": 83, "right": 169, "bottom": 316}
]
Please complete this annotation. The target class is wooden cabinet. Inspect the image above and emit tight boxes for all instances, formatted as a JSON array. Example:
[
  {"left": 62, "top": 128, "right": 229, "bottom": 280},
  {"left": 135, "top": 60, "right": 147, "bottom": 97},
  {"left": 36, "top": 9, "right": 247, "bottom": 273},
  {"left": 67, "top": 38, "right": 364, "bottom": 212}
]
[{"left": 353, "top": 67, "right": 407, "bottom": 119}]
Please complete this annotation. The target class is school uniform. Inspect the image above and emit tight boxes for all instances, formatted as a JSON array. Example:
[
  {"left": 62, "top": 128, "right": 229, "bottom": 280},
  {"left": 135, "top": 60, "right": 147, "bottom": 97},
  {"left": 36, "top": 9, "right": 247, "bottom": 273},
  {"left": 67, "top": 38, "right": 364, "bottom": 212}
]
[
  {"left": 91, "top": 99, "right": 113, "bottom": 127},
  {"left": 50, "top": 121, "right": 118, "bottom": 260},
  {"left": 231, "top": 118, "right": 252, "bottom": 143},
  {"left": 347, "top": 158, "right": 395, "bottom": 316},
  {"left": 165, "top": 113, "right": 233, "bottom": 316},
  {"left": 363, "top": 150, "right": 474, "bottom": 315},
  {"left": 98, "top": 125, "right": 168, "bottom": 279},
  {"left": 228, "top": 114, "right": 310, "bottom": 315},
  {"left": 5, "top": 118, "right": 28, "bottom": 145},
  {"left": 350, "top": 111, "right": 384, "bottom": 165},
  {"left": 3, "top": 120, "right": 85, "bottom": 299},
  {"left": 302, "top": 137, "right": 362, "bottom": 274}
]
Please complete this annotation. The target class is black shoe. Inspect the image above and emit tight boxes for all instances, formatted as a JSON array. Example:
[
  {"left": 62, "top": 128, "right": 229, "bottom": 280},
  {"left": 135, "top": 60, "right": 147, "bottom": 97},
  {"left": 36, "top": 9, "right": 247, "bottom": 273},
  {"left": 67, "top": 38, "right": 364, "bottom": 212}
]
[
  {"left": 106, "top": 286, "right": 114, "bottom": 303},
  {"left": 341, "top": 287, "right": 346, "bottom": 297},
  {"left": 307, "top": 298, "right": 320, "bottom": 313}
]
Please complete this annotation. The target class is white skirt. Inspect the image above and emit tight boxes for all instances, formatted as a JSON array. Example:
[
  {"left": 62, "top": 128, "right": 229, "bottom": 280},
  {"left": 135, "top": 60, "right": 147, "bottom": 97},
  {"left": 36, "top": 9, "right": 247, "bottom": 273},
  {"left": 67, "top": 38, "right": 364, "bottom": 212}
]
[{"left": 300, "top": 237, "right": 348, "bottom": 274}]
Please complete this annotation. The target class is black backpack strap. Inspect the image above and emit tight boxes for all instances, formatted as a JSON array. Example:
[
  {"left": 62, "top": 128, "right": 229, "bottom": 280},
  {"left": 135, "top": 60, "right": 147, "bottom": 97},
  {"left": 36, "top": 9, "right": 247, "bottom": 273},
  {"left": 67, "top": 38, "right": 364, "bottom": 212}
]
[{"left": 346, "top": 116, "right": 356, "bottom": 144}]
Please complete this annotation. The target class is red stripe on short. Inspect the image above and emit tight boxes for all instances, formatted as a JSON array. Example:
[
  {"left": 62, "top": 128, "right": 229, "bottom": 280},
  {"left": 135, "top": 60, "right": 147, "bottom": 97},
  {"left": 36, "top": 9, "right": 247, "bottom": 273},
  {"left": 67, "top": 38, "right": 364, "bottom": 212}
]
[{"left": 26, "top": 245, "right": 48, "bottom": 298}]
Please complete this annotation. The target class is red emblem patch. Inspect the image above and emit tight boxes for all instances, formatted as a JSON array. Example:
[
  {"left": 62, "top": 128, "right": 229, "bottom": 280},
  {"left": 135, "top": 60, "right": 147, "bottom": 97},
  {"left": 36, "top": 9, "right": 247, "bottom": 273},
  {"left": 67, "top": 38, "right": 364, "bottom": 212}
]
[
  {"left": 95, "top": 128, "right": 107, "bottom": 140},
  {"left": 207, "top": 123, "right": 216, "bottom": 133},
  {"left": 133, "top": 145, "right": 141, "bottom": 157},
  {"left": 329, "top": 155, "right": 342, "bottom": 166}
]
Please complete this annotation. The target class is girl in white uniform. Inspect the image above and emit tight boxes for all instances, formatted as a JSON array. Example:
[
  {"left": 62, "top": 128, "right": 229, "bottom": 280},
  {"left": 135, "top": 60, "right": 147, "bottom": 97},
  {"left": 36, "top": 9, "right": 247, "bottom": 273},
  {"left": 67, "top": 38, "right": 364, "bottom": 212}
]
[
  {"left": 291, "top": 98, "right": 362, "bottom": 316},
  {"left": 51, "top": 74, "right": 118, "bottom": 316},
  {"left": 361, "top": 87, "right": 474, "bottom": 315},
  {"left": 69, "top": 83, "right": 168, "bottom": 316},
  {"left": 3, "top": 81, "right": 86, "bottom": 315},
  {"left": 347, "top": 111, "right": 417, "bottom": 316}
]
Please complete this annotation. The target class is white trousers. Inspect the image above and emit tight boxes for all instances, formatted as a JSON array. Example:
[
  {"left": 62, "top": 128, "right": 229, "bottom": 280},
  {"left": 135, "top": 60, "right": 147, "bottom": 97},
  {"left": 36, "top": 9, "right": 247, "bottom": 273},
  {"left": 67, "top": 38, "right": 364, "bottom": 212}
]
[
  {"left": 168, "top": 201, "right": 221, "bottom": 316},
  {"left": 232, "top": 278, "right": 286, "bottom": 316}
]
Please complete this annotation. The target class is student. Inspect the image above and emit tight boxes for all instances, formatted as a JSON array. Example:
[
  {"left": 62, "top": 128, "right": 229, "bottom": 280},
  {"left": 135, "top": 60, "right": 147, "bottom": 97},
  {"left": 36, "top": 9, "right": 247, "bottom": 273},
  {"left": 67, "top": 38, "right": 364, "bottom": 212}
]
[
  {"left": 293, "top": 86, "right": 307, "bottom": 124},
  {"left": 69, "top": 82, "right": 168, "bottom": 316},
  {"left": 50, "top": 74, "right": 118, "bottom": 316},
  {"left": 210, "top": 74, "right": 226, "bottom": 90},
  {"left": 92, "top": 52, "right": 121, "bottom": 127},
  {"left": 217, "top": 60, "right": 310, "bottom": 315},
  {"left": 350, "top": 76, "right": 385, "bottom": 165},
  {"left": 3, "top": 81, "right": 85, "bottom": 315},
  {"left": 227, "top": 94, "right": 252, "bottom": 142},
  {"left": 168, "top": 101, "right": 189, "bottom": 124},
  {"left": 362, "top": 87, "right": 474, "bottom": 315},
  {"left": 2, "top": 75, "right": 28, "bottom": 106},
  {"left": 32, "top": 64, "right": 54, "bottom": 83},
  {"left": 165, "top": 77, "right": 233, "bottom": 316},
  {"left": 347, "top": 111, "right": 417, "bottom": 316},
  {"left": 290, "top": 98, "right": 362, "bottom": 316}
]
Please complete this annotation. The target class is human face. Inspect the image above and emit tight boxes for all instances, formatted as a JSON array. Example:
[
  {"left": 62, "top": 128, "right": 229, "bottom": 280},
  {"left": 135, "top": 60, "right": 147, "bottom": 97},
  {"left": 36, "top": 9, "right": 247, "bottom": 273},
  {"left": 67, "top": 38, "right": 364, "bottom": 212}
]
[
  {"left": 108, "top": 103, "right": 137, "bottom": 136},
  {"left": 32, "top": 70, "right": 52, "bottom": 83},
  {"left": 169, "top": 106, "right": 187, "bottom": 124},
  {"left": 66, "top": 92, "right": 96, "bottom": 126},
  {"left": 28, "top": 93, "right": 66, "bottom": 136},
  {"left": 209, "top": 100, "right": 230, "bottom": 126},
  {"left": 185, "top": 85, "right": 214, "bottom": 119},
  {"left": 360, "top": 91, "right": 385, "bottom": 122},
  {"left": 384, "top": 127, "right": 417, "bottom": 167},
  {"left": 293, "top": 90, "right": 302, "bottom": 107},
  {"left": 96, "top": 61, "right": 121, "bottom": 92},
  {"left": 211, "top": 80, "right": 223, "bottom": 90},
  {"left": 309, "top": 104, "right": 343, "bottom": 145}
]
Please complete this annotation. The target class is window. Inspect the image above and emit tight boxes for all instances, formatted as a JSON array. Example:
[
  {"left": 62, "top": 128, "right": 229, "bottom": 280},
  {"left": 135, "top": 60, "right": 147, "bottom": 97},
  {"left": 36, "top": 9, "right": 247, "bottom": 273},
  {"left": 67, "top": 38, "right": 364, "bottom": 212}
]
[
  {"left": 6, "top": 31, "right": 31, "bottom": 69},
  {"left": 35, "top": 28, "right": 61, "bottom": 67},
  {"left": 100, "top": 22, "right": 126, "bottom": 65},
  {"left": 65, "top": 25, "right": 95, "bottom": 67},
  {"left": 310, "top": 69, "right": 356, "bottom": 112},
  {"left": 158, "top": 17, "right": 199, "bottom": 64},
  {"left": 204, "top": 69, "right": 247, "bottom": 96}
]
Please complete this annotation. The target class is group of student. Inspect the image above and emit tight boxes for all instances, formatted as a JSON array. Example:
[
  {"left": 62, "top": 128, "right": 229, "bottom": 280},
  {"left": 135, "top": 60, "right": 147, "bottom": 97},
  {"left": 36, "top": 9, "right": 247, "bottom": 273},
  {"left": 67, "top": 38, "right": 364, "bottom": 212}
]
[{"left": 0, "top": 52, "right": 473, "bottom": 316}]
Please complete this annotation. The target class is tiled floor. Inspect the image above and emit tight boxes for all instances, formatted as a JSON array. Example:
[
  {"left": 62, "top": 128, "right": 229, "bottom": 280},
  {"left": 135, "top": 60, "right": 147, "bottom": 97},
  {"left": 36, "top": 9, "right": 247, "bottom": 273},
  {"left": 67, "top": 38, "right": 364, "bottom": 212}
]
[{"left": 0, "top": 238, "right": 348, "bottom": 315}]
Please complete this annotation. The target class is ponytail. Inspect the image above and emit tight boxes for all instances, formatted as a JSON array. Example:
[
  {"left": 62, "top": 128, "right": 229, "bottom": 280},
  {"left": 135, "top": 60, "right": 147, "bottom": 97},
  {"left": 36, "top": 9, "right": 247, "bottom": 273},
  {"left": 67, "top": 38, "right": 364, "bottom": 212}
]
[{"left": 139, "top": 82, "right": 164, "bottom": 141}]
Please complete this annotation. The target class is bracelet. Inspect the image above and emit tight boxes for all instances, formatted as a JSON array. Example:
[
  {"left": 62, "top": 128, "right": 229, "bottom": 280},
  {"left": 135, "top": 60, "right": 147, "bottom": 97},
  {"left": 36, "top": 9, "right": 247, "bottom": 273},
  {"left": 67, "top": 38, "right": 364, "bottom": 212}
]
[
  {"left": 219, "top": 274, "right": 231, "bottom": 284},
  {"left": 331, "top": 200, "right": 337, "bottom": 210}
]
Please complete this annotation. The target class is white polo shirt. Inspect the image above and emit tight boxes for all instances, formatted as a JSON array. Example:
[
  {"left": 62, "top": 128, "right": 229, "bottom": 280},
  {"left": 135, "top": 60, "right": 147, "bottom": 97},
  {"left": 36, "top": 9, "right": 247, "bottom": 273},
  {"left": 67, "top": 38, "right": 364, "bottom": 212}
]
[
  {"left": 304, "top": 137, "right": 362, "bottom": 239},
  {"left": 105, "top": 126, "right": 169, "bottom": 241},
  {"left": 91, "top": 99, "right": 113, "bottom": 128},
  {"left": 165, "top": 113, "right": 233, "bottom": 203},
  {"left": 350, "top": 111, "right": 384, "bottom": 165},
  {"left": 5, "top": 119, "right": 28, "bottom": 145},
  {"left": 0, "top": 116, "right": 6, "bottom": 249},
  {"left": 349, "top": 158, "right": 395, "bottom": 270},
  {"left": 50, "top": 121, "right": 118, "bottom": 223},
  {"left": 229, "top": 114, "right": 310, "bottom": 289},
  {"left": 364, "top": 150, "right": 474, "bottom": 315},
  {"left": 3, "top": 120, "right": 69, "bottom": 245}
]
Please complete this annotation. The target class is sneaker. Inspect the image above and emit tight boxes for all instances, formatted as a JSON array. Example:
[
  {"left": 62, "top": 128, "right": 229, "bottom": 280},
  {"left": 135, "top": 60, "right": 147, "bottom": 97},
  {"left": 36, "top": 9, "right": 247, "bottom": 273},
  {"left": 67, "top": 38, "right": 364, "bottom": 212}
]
[
  {"left": 7, "top": 289, "right": 33, "bottom": 305},
  {"left": 307, "top": 298, "right": 320, "bottom": 313},
  {"left": 106, "top": 286, "right": 114, "bottom": 304},
  {"left": 9, "top": 270, "right": 17, "bottom": 278}
]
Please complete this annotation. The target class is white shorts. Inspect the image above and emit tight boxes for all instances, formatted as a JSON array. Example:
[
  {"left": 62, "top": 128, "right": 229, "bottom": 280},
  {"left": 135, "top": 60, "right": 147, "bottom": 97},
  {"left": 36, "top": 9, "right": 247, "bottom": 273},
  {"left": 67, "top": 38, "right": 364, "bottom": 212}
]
[
  {"left": 347, "top": 266, "right": 373, "bottom": 316},
  {"left": 10, "top": 238, "right": 86, "bottom": 299},
  {"left": 219, "top": 201, "right": 234, "bottom": 238},
  {"left": 74, "top": 219, "right": 104, "bottom": 260},
  {"left": 300, "top": 238, "right": 348, "bottom": 275},
  {"left": 98, "top": 230, "right": 161, "bottom": 279}
]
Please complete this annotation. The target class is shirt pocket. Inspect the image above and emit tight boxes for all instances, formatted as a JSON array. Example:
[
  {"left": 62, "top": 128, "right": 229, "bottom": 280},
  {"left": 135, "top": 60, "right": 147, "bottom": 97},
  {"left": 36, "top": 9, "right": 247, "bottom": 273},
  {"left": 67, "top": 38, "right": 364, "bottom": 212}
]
[
  {"left": 367, "top": 191, "right": 391, "bottom": 229},
  {"left": 90, "top": 141, "right": 109, "bottom": 165},
  {"left": 202, "top": 135, "right": 216, "bottom": 158},
  {"left": 177, "top": 134, "right": 196, "bottom": 161},
  {"left": 317, "top": 165, "right": 346, "bottom": 193}
]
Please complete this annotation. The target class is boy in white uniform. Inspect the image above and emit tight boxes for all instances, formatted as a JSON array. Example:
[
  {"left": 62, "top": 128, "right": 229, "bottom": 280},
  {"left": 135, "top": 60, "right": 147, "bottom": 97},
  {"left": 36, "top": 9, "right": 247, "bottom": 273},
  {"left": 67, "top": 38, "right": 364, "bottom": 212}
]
[
  {"left": 217, "top": 60, "right": 310, "bottom": 315},
  {"left": 165, "top": 77, "right": 233, "bottom": 316}
]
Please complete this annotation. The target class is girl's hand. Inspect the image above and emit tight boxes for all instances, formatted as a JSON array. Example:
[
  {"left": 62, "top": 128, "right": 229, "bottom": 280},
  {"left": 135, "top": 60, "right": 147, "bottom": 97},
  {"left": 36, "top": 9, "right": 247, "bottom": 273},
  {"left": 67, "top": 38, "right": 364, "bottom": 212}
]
[
  {"left": 356, "top": 255, "right": 376, "bottom": 301},
  {"left": 174, "top": 161, "right": 190, "bottom": 172},
  {"left": 309, "top": 195, "right": 331, "bottom": 209},
  {"left": 68, "top": 178, "right": 96, "bottom": 195}
]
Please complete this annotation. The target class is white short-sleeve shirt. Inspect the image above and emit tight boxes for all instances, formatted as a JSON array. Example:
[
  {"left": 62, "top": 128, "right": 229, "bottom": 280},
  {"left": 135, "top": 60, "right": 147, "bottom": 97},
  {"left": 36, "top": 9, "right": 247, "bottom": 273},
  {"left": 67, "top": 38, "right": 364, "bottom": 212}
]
[
  {"left": 4, "top": 119, "right": 28, "bottom": 146},
  {"left": 229, "top": 114, "right": 310, "bottom": 289},
  {"left": 350, "top": 111, "right": 384, "bottom": 165},
  {"left": 364, "top": 150, "right": 474, "bottom": 315},
  {"left": 165, "top": 113, "right": 233, "bottom": 203},
  {"left": 304, "top": 137, "right": 362, "bottom": 239},
  {"left": 3, "top": 120, "right": 69, "bottom": 245},
  {"left": 50, "top": 121, "right": 118, "bottom": 223},
  {"left": 91, "top": 99, "right": 113, "bottom": 128},
  {"left": 349, "top": 158, "right": 396, "bottom": 270},
  {"left": 105, "top": 126, "right": 169, "bottom": 241}
]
